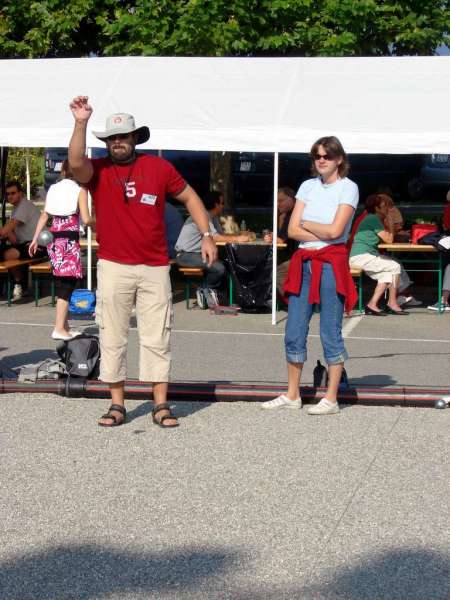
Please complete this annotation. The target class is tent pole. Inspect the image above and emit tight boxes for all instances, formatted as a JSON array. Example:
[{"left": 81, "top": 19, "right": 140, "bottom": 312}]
[
  {"left": 271, "top": 152, "right": 279, "bottom": 325},
  {"left": 86, "top": 147, "right": 92, "bottom": 290},
  {"left": 25, "top": 154, "right": 31, "bottom": 200},
  {"left": 1, "top": 147, "right": 9, "bottom": 226}
]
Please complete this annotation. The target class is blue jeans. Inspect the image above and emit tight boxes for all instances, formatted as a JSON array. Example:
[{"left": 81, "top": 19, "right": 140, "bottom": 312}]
[{"left": 285, "top": 261, "right": 348, "bottom": 365}]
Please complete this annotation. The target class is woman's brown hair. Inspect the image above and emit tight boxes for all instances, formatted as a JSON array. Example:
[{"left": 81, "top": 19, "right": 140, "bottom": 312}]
[
  {"left": 365, "top": 193, "right": 391, "bottom": 214},
  {"left": 310, "top": 135, "right": 350, "bottom": 178},
  {"left": 60, "top": 159, "right": 74, "bottom": 180}
]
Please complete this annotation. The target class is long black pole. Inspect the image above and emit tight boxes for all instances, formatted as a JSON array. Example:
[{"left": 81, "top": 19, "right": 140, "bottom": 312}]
[{"left": 0, "top": 378, "right": 449, "bottom": 408}]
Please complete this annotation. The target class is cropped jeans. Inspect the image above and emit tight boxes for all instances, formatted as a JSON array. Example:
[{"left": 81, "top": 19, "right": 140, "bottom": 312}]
[{"left": 285, "top": 260, "right": 348, "bottom": 365}]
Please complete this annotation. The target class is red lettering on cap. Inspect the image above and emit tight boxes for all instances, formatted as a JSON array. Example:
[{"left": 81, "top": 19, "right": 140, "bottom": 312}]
[{"left": 113, "top": 116, "right": 122, "bottom": 124}]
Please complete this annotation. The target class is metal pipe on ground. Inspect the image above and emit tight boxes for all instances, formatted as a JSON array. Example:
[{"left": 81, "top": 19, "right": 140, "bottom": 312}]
[{"left": 1, "top": 378, "right": 450, "bottom": 408}]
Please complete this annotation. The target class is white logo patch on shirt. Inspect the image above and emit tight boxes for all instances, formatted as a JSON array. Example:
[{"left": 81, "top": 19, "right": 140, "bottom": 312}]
[{"left": 140, "top": 193, "right": 157, "bottom": 206}]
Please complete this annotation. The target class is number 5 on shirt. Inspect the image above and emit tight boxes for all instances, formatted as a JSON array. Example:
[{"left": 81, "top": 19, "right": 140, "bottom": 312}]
[{"left": 125, "top": 182, "right": 136, "bottom": 198}]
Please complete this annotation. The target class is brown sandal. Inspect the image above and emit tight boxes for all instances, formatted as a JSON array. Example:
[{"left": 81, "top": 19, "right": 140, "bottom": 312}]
[
  {"left": 98, "top": 404, "right": 126, "bottom": 427},
  {"left": 152, "top": 403, "right": 179, "bottom": 428}
]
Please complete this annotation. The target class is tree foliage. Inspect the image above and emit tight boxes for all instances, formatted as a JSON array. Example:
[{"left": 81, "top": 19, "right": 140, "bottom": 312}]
[
  {"left": 0, "top": 1, "right": 448, "bottom": 59},
  {"left": 6, "top": 148, "right": 44, "bottom": 197},
  {"left": 0, "top": 1, "right": 448, "bottom": 206}
]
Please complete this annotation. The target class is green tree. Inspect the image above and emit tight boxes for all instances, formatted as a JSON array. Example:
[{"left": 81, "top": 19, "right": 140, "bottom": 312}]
[
  {"left": 99, "top": 1, "right": 449, "bottom": 58},
  {"left": 0, "top": 1, "right": 448, "bottom": 207},
  {"left": 1, "top": 1, "right": 447, "bottom": 60},
  {"left": 96, "top": 0, "right": 449, "bottom": 208},
  {"left": 6, "top": 148, "right": 44, "bottom": 197}
]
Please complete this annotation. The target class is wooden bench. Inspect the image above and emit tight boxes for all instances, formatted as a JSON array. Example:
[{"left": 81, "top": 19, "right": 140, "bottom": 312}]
[
  {"left": 29, "top": 262, "right": 56, "bottom": 307},
  {"left": 350, "top": 267, "right": 364, "bottom": 313},
  {"left": 0, "top": 258, "right": 46, "bottom": 305},
  {"left": 177, "top": 264, "right": 364, "bottom": 312}
]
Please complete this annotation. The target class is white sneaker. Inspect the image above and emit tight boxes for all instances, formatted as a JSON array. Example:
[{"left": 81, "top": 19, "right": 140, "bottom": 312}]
[
  {"left": 12, "top": 283, "right": 23, "bottom": 300},
  {"left": 427, "top": 301, "right": 450, "bottom": 312},
  {"left": 51, "top": 330, "right": 73, "bottom": 341},
  {"left": 307, "top": 398, "right": 339, "bottom": 415},
  {"left": 261, "top": 394, "right": 302, "bottom": 410},
  {"left": 208, "top": 288, "right": 220, "bottom": 306},
  {"left": 196, "top": 288, "right": 207, "bottom": 309},
  {"left": 69, "top": 329, "right": 83, "bottom": 337}
]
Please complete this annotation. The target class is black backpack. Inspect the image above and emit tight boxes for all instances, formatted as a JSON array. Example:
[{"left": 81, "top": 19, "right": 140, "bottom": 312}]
[{"left": 57, "top": 334, "right": 101, "bottom": 379}]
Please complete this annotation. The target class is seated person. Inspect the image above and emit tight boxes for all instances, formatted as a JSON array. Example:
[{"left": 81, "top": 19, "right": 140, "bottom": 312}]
[
  {"left": 175, "top": 190, "right": 250, "bottom": 291},
  {"left": 0, "top": 181, "right": 46, "bottom": 300},
  {"left": 349, "top": 193, "right": 408, "bottom": 315},
  {"left": 428, "top": 263, "right": 450, "bottom": 311},
  {"left": 164, "top": 201, "right": 184, "bottom": 259},
  {"left": 263, "top": 186, "right": 297, "bottom": 295},
  {"left": 381, "top": 195, "right": 407, "bottom": 239},
  {"left": 443, "top": 190, "right": 450, "bottom": 234}
]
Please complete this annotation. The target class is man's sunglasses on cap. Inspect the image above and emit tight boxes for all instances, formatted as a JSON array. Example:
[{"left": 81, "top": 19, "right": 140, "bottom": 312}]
[{"left": 106, "top": 133, "right": 133, "bottom": 141}]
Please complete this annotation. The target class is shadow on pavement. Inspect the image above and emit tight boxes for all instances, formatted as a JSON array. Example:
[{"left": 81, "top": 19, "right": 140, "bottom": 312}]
[
  {"left": 294, "top": 548, "right": 450, "bottom": 600},
  {"left": 0, "top": 543, "right": 239, "bottom": 600},
  {"left": 350, "top": 352, "right": 450, "bottom": 359},
  {"left": 125, "top": 400, "right": 213, "bottom": 422},
  {"left": 231, "top": 548, "right": 450, "bottom": 600},
  {"left": 348, "top": 374, "right": 397, "bottom": 387},
  {"left": 0, "top": 349, "right": 57, "bottom": 372}
]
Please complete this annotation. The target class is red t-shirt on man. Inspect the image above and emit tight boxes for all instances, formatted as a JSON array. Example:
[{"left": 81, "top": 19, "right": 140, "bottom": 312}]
[
  {"left": 444, "top": 204, "right": 450, "bottom": 231},
  {"left": 88, "top": 154, "right": 186, "bottom": 265}
]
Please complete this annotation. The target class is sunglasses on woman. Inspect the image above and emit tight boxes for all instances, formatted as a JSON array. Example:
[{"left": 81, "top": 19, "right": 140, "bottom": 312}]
[{"left": 313, "top": 153, "right": 334, "bottom": 161}]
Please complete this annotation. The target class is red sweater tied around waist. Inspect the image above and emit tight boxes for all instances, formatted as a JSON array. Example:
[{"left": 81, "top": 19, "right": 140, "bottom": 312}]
[{"left": 283, "top": 244, "right": 358, "bottom": 314}]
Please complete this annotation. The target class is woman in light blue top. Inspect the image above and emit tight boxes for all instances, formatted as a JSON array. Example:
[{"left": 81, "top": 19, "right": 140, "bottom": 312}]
[{"left": 262, "top": 136, "right": 359, "bottom": 415}]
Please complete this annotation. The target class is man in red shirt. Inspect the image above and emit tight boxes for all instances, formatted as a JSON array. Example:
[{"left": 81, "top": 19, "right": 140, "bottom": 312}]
[{"left": 68, "top": 96, "right": 217, "bottom": 428}]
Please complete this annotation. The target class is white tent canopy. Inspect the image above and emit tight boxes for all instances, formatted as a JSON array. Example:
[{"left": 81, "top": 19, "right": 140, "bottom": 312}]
[
  {"left": 0, "top": 55, "right": 449, "bottom": 153},
  {"left": 1, "top": 55, "right": 449, "bottom": 324}
]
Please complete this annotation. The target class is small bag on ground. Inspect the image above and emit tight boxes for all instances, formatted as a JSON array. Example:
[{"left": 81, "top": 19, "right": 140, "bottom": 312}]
[
  {"left": 313, "top": 359, "right": 349, "bottom": 390},
  {"left": 57, "top": 333, "right": 101, "bottom": 378}
]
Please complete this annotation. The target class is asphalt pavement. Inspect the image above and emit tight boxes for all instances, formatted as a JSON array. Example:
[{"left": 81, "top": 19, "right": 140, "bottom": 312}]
[{"left": 0, "top": 294, "right": 449, "bottom": 599}]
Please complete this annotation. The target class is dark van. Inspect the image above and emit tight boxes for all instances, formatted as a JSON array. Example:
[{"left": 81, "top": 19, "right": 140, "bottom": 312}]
[
  {"left": 235, "top": 152, "right": 424, "bottom": 205},
  {"left": 45, "top": 148, "right": 424, "bottom": 204}
]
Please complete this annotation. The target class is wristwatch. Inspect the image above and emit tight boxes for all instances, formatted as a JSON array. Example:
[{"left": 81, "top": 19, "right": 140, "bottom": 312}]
[{"left": 202, "top": 231, "right": 212, "bottom": 238}]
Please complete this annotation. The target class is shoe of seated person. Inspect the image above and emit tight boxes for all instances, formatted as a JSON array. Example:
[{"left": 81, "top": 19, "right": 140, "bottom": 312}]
[
  {"left": 307, "top": 398, "right": 340, "bottom": 415},
  {"left": 196, "top": 288, "right": 207, "bottom": 309},
  {"left": 427, "top": 301, "right": 450, "bottom": 312},
  {"left": 398, "top": 295, "right": 422, "bottom": 307},
  {"left": 261, "top": 394, "right": 302, "bottom": 410},
  {"left": 12, "top": 283, "right": 23, "bottom": 300}
]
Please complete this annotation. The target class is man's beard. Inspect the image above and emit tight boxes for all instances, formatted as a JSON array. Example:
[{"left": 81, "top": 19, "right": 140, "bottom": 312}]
[{"left": 108, "top": 146, "right": 136, "bottom": 164}]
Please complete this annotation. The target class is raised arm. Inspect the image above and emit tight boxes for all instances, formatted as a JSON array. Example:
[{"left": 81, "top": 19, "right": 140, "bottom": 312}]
[
  {"left": 301, "top": 204, "right": 355, "bottom": 240},
  {"left": 173, "top": 184, "right": 218, "bottom": 266},
  {"left": 68, "top": 96, "right": 94, "bottom": 184},
  {"left": 287, "top": 200, "right": 321, "bottom": 242}
]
